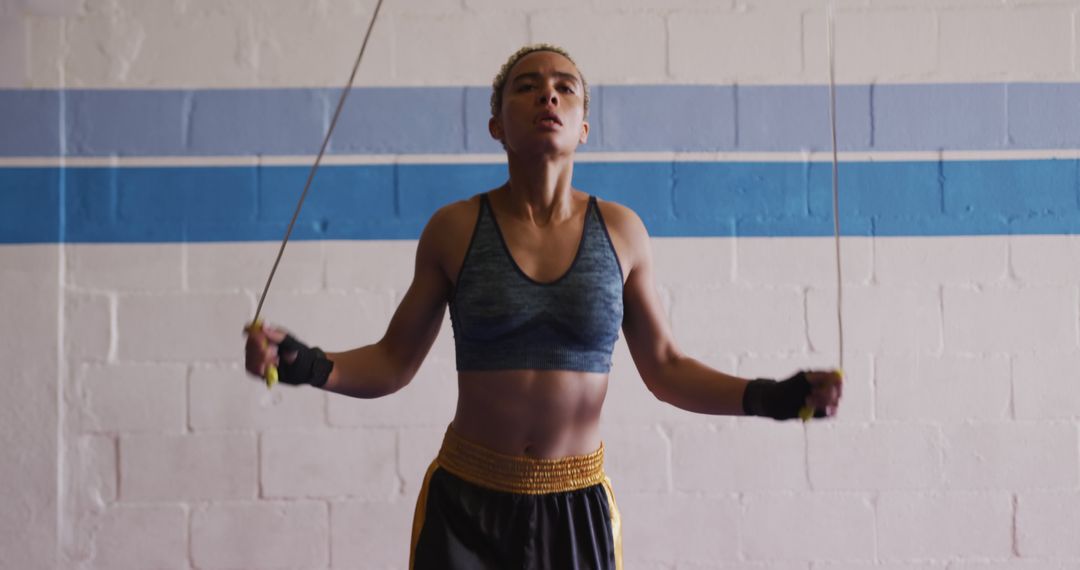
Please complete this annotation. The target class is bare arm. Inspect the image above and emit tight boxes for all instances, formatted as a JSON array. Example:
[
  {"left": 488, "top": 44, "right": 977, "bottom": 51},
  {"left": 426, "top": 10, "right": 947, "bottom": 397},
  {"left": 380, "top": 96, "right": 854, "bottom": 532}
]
[
  {"left": 319, "top": 209, "right": 454, "bottom": 398},
  {"left": 246, "top": 205, "right": 459, "bottom": 398},
  {"left": 614, "top": 208, "right": 749, "bottom": 415},
  {"left": 609, "top": 203, "right": 841, "bottom": 417}
]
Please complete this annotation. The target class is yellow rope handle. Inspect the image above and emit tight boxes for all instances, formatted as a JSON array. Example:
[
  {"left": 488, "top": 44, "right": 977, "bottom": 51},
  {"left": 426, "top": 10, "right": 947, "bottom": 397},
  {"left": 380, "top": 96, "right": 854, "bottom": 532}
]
[{"left": 249, "top": 320, "right": 278, "bottom": 389}]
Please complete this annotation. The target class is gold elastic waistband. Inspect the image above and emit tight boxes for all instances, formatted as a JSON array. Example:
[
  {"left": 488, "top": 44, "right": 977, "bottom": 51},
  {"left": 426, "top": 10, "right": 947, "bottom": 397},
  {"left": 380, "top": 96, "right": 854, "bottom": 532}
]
[{"left": 436, "top": 427, "right": 605, "bottom": 495}]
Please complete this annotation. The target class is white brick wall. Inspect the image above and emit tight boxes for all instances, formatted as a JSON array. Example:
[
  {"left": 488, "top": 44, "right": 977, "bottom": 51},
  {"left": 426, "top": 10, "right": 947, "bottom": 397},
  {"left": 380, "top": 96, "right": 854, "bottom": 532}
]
[{"left": 0, "top": 1, "right": 1075, "bottom": 568}]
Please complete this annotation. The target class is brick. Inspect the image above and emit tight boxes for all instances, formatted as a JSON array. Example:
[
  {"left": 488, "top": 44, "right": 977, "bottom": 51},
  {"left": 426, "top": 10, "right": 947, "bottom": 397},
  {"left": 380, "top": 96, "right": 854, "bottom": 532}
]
[
  {"left": 602, "top": 85, "right": 735, "bottom": 152},
  {"left": 817, "top": 564, "right": 945, "bottom": 570},
  {"left": 89, "top": 505, "right": 187, "bottom": 570},
  {"left": 0, "top": 250, "right": 57, "bottom": 569},
  {"left": 260, "top": 429, "right": 397, "bottom": 499},
  {"left": 67, "top": 91, "right": 187, "bottom": 155},
  {"left": 397, "top": 426, "right": 445, "bottom": 498},
  {"left": 673, "top": 422, "right": 806, "bottom": 493},
  {"left": 78, "top": 363, "right": 187, "bottom": 432},
  {"left": 874, "top": 83, "right": 1007, "bottom": 151},
  {"left": 258, "top": 289, "right": 396, "bottom": 355},
  {"left": 876, "top": 236, "right": 1009, "bottom": 285},
  {"left": 1007, "top": 83, "right": 1080, "bottom": 149},
  {"left": 0, "top": 246, "right": 58, "bottom": 356},
  {"left": 877, "top": 492, "right": 1013, "bottom": 558},
  {"left": 467, "top": 0, "right": 577, "bottom": 8},
  {"left": 326, "top": 354, "right": 458, "bottom": 428},
  {"left": 603, "top": 425, "right": 669, "bottom": 493},
  {"left": 942, "top": 422, "right": 1078, "bottom": 490},
  {"left": 939, "top": 7, "right": 1073, "bottom": 78},
  {"left": 683, "top": 563, "right": 808, "bottom": 570},
  {"left": 530, "top": 10, "right": 666, "bottom": 84},
  {"left": 808, "top": 423, "right": 942, "bottom": 490},
  {"left": 804, "top": 9, "right": 936, "bottom": 83},
  {"left": 189, "top": 366, "right": 325, "bottom": 430},
  {"left": 324, "top": 239, "right": 415, "bottom": 292},
  {"left": 618, "top": 493, "right": 739, "bottom": 564},
  {"left": 116, "top": 292, "right": 250, "bottom": 362},
  {"left": 670, "top": 10, "right": 802, "bottom": 82},
  {"left": 21, "top": 0, "right": 83, "bottom": 17},
  {"left": 652, "top": 238, "right": 734, "bottom": 287},
  {"left": 74, "top": 434, "right": 117, "bottom": 511},
  {"left": 1010, "top": 235, "right": 1080, "bottom": 283},
  {"left": 253, "top": 1, "right": 394, "bottom": 88},
  {"left": 737, "top": 84, "right": 871, "bottom": 152},
  {"left": 331, "top": 500, "right": 414, "bottom": 568},
  {"left": 1016, "top": 491, "right": 1080, "bottom": 557},
  {"left": 393, "top": 13, "right": 527, "bottom": 85},
  {"left": 943, "top": 159, "right": 1078, "bottom": 218},
  {"left": 736, "top": 236, "right": 871, "bottom": 286},
  {"left": 191, "top": 502, "right": 327, "bottom": 569},
  {"left": 1013, "top": 351, "right": 1080, "bottom": 420},
  {"left": 66, "top": 243, "right": 183, "bottom": 291},
  {"left": 26, "top": 17, "right": 64, "bottom": 88},
  {"left": 65, "top": 292, "right": 112, "bottom": 360},
  {"left": 949, "top": 562, "right": 1075, "bottom": 570},
  {"left": 593, "top": 0, "right": 735, "bottom": 8},
  {"left": 943, "top": 285, "right": 1076, "bottom": 353},
  {"left": 120, "top": 433, "right": 256, "bottom": 501},
  {"left": 808, "top": 285, "right": 942, "bottom": 355},
  {"left": 876, "top": 354, "right": 1011, "bottom": 421},
  {"left": 0, "top": 11, "right": 26, "bottom": 88},
  {"left": 742, "top": 493, "right": 874, "bottom": 561},
  {"left": 670, "top": 285, "right": 805, "bottom": 356},
  {"left": 186, "top": 240, "right": 324, "bottom": 292},
  {"left": 121, "top": 4, "right": 258, "bottom": 87},
  {"left": 738, "top": 353, "right": 871, "bottom": 422}
]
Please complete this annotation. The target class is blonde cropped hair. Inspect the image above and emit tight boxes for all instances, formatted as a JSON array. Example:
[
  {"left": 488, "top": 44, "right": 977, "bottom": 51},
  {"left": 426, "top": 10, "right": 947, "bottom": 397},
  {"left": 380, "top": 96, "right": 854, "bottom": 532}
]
[{"left": 490, "top": 44, "right": 590, "bottom": 119}]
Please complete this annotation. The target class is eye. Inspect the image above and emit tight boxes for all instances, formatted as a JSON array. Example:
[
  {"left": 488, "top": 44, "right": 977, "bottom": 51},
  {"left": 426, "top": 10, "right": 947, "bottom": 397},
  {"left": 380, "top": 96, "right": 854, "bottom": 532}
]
[
  {"left": 516, "top": 83, "right": 535, "bottom": 92},
  {"left": 558, "top": 84, "right": 575, "bottom": 94}
]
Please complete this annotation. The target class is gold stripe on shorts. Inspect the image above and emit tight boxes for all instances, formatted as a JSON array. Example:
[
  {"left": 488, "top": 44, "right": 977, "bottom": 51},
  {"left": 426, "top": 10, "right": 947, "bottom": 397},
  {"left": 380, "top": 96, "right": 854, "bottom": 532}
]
[{"left": 436, "top": 426, "right": 606, "bottom": 495}]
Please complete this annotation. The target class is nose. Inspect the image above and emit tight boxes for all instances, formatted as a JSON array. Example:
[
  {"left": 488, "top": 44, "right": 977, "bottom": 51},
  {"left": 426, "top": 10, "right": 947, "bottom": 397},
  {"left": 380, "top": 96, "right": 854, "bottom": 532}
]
[{"left": 536, "top": 85, "right": 558, "bottom": 106}]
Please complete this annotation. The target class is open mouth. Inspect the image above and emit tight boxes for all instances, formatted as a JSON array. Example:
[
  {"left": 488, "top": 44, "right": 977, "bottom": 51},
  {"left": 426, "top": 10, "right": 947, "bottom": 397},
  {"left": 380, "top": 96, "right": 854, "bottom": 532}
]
[{"left": 536, "top": 113, "right": 562, "bottom": 127}]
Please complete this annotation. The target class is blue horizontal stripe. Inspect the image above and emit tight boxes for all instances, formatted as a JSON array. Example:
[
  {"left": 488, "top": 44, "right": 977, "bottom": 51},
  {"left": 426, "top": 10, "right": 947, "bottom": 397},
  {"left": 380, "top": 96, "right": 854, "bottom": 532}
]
[
  {"left": 2, "top": 159, "right": 1078, "bottom": 243},
  {"left": 4, "top": 83, "right": 1080, "bottom": 157}
]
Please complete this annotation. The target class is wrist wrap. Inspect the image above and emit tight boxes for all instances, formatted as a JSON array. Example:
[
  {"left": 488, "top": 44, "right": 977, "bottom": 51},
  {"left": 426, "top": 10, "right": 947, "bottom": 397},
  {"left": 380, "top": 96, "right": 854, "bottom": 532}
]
[
  {"left": 277, "top": 334, "right": 334, "bottom": 388},
  {"left": 742, "top": 372, "right": 817, "bottom": 420}
]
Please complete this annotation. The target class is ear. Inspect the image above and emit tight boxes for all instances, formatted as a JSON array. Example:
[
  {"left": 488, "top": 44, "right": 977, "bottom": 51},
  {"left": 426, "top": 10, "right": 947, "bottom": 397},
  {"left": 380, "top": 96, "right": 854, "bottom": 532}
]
[
  {"left": 488, "top": 117, "right": 504, "bottom": 143},
  {"left": 578, "top": 120, "right": 589, "bottom": 145}
]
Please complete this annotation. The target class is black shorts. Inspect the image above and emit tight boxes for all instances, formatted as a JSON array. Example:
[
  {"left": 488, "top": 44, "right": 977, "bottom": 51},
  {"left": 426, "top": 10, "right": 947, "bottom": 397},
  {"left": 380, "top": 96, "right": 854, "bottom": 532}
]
[{"left": 410, "top": 428, "right": 622, "bottom": 570}]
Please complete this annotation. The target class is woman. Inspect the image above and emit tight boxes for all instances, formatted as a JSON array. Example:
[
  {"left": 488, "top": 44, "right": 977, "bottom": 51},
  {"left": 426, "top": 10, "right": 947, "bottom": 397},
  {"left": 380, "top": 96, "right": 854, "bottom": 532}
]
[{"left": 245, "top": 44, "right": 842, "bottom": 569}]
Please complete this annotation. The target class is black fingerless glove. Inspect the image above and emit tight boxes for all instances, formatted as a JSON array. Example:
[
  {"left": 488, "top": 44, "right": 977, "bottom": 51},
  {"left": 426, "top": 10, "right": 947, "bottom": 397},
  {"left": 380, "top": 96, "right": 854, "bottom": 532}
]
[
  {"left": 277, "top": 334, "right": 334, "bottom": 388},
  {"left": 742, "top": 371, "right": 818, "bottom": 420}
]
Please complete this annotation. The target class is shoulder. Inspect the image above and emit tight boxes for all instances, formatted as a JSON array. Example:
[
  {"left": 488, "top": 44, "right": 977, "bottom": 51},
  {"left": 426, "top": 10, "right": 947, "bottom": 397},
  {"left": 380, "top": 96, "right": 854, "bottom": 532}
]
[
  {"left": 594, "top": 197, "right": 650, "bottom": 271},
  {"left": 422, "top": 194, "right": 484, "bottom": 242},
  {"left": 417, "top": 193, "right": 486, "bottom": 276},
  {"left": 595, "top": 197, "right": 648, "bottom": 242}
]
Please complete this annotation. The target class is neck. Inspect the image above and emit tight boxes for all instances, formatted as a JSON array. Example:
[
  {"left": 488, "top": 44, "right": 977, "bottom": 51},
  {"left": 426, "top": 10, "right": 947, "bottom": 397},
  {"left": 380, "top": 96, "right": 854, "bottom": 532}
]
[{"left": 501, "top": 152, "right": 576, "bottom": 224}]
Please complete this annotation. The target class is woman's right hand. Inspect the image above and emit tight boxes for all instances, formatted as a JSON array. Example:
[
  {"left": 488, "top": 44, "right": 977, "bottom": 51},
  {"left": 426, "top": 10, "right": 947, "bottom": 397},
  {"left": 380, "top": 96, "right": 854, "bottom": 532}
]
[{"left": 244, "top": 321, "right": 289, "bottom": 379}]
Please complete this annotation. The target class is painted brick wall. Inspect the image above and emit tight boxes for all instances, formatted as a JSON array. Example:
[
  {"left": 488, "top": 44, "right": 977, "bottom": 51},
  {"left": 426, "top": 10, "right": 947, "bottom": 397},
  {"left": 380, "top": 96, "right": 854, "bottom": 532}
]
[{"left": 2, "top": 0, "right": 1080, "bottom": 568}]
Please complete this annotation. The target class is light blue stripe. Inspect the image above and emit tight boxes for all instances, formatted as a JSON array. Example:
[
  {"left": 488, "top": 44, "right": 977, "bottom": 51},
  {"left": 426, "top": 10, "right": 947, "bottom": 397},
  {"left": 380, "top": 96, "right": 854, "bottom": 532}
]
[
  {"left": 2, "top": 159, "right": 1078, "bottom": 243},
  {"left": 4, "top": 83, "right": 1080, "bottom": 157}
]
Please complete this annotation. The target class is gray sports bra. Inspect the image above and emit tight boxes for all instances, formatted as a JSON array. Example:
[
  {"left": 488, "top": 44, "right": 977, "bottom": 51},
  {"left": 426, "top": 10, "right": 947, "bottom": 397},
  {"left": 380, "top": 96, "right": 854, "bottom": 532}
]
[{"left": 449, "top": 193, "right": 624, "bottom": 373}]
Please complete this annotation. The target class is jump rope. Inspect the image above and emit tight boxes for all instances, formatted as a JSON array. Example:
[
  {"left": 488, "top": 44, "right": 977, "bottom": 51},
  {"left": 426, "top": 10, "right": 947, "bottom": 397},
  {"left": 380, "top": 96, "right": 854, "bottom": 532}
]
[{"left": 249, "top": 0, "right": 845, "bottom": 419}]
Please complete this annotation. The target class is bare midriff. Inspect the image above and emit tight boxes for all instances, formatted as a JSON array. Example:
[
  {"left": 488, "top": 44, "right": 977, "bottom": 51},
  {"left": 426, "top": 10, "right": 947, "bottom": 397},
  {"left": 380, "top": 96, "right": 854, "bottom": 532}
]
[{"left": 451, "top": 369, "right": 608, "bottom": 459}]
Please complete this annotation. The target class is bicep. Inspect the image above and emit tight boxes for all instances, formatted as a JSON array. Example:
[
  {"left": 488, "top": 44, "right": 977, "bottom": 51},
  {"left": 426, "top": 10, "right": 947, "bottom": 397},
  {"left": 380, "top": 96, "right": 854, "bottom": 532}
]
[
  {"left": 620, "top": 225, "right": 682, "bottom": 384},
  {"left": 378, "top": 222, "right": 452, "bottom": 373}
]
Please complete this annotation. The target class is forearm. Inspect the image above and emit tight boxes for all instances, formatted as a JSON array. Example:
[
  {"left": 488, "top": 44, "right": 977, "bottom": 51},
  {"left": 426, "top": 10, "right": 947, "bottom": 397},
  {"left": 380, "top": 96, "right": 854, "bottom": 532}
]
[
  {"left": 644, "top": 354, "right": 749, "bottom": 416},
  {"left": 323, "top": 341, "right": 411, "bottom": 399}
]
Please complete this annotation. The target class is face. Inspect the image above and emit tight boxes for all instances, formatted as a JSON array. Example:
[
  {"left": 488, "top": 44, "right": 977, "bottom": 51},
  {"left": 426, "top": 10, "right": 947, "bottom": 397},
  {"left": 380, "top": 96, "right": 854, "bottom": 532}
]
[{"left": 489, "top": 50, "right": 589, "bottom": 156}]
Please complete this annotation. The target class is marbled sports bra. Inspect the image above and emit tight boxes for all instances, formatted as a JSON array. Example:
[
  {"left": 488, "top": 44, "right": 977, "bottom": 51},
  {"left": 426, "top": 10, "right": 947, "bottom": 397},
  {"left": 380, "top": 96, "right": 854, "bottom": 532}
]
[{"left": 449, "top": 193, "right": 624, "bottom": 373}]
